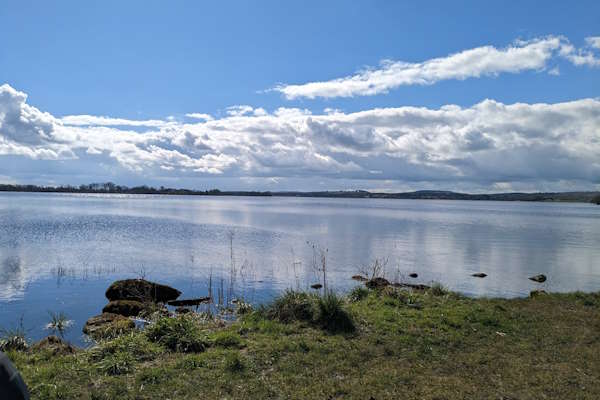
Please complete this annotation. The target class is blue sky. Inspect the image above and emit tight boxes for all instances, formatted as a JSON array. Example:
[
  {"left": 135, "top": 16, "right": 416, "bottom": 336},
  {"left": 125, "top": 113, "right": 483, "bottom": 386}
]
[{"left": 1, "top": 1, "right": 599, "bottom": 191}]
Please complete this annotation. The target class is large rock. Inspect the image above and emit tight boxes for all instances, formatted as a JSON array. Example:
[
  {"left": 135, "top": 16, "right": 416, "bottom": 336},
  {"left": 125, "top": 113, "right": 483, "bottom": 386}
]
[
  {"left": 83, "top": 313, "right": 135, "bottom": 340},
  {"left": 105, "top": 279, "right": 181, "bottom": 303},
  {"left": 102, "top": 300, "right": 145, "bottom": 317}
]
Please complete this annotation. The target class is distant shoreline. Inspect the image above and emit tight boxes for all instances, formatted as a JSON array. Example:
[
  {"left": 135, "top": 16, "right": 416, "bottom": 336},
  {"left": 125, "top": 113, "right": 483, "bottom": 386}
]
[{"left": 1, "top": 183, "right": 599, "bottom": 204}]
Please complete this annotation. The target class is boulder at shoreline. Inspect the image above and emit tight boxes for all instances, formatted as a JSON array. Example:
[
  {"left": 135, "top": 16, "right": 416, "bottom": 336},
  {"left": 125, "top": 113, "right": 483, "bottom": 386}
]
[
  {"left": 102, "top": 300, "right": 145, "bottom": 317},
  {"left": 105, "top": 279, "right": 181, "bottom": 303}
]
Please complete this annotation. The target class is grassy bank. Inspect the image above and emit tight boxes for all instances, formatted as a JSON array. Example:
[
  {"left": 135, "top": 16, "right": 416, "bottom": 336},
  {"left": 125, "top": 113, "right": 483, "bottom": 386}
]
[{"left": 5, "top": 287, "right": 600, "bottom": 399}]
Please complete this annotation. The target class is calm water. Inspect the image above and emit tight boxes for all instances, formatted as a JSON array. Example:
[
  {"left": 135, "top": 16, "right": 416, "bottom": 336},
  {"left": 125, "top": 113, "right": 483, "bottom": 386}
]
[{"left": 1, "top": 192, "right": 599, "bottom": 344}]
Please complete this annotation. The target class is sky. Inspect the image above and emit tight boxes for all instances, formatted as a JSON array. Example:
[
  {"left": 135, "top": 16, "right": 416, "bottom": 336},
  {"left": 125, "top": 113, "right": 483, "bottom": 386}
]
[{"left": 1, "top": 0, "right": 599, "bottom": 192}]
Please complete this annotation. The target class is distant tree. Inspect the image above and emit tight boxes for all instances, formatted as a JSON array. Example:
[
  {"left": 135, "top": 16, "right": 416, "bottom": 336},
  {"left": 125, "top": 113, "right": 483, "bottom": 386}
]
[{"left": 593, "top": 194, "right": 600, "bottom": 205}]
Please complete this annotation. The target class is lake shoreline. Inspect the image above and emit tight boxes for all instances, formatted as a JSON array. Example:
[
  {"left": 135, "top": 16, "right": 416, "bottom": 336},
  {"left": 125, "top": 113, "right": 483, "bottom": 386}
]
[{"left": 4, "top": 285, "right": 600, "bottom": 399}]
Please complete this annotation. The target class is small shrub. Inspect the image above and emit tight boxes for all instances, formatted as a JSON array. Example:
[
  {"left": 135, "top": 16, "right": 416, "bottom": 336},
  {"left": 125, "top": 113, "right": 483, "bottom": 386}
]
[
  {"left": 267, "top": 290, "right": 315, "bottom": 323},
  {"left": 145, "top": 315, "right": 207, "bottom": 353},
  {"left": 235, "top": 300, "right": 253, "bottom": 315},
  {"left": 223, "top": 352, "right": 245, "bottom": 372},
  {"left": 213, "top": 331, "right": 243, "bottom": 348},
  {"left": 348, "top": 286, "right": 369, "bottom": 302},
  {"left": 315, "top": 292, "right": 355, "bottom": 333}
]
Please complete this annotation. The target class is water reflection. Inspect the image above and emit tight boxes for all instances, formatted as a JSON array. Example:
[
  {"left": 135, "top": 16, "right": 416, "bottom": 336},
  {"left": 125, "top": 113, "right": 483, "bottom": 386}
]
[{"left": 0, "top": 193, "right": 599, "bottom": 344}]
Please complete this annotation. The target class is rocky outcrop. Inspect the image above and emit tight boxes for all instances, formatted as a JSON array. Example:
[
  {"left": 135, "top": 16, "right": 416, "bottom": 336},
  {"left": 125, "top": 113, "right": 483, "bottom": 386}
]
[
  {"left": 472, "top": 273, "right": 487, "bottom": 278},
  {"left": 83, "top": 313, "right": 135, "bottom": 340},
  {"left": 102, "top": 300, "right": 145, "bottom": 317},
  {"left": 409, "top": 273, "right": 418, "bottom": 278},
  {"left": 105, "top": 279, "right": 181, "bottom": 303}
]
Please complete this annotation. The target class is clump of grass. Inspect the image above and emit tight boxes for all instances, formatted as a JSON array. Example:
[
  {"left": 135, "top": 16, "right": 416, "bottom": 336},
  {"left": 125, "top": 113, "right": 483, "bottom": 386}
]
[
  {"left": 315, "top": 292, "right": 355, "bottom": 333},
  {"left": 223, "top": 352, "right": 245, "bottom": 373},
  {"left": 212, "top": 331, "right": 243, "bottom": 348},
  {"left": 429, "top": 282, "right": 449, "bottom": 297},
  {"left": 90, "top": 332, "right": 162, "bottom": 375},
  {"left": 348, "top": 286, "right": 370, "bottom": 302},
  {"left": 145, "top": 315, "right": 207, "bottom": 353},
  {"left": 45, "top": 311, "right": 73, "bottom": 339},
  {"left": 235, "top": 300, "right": 253, "bottom": 316},
  {"left": 266, "top": 290, "right": 315, "bottom": 323},
  {"left": 93, "top": 318, "right": 136, "bottom": 341},
  {"left": 0, "top": 317, "right": 28, "bottom": 351},
  {"left": 95, "top": 351, "right": 136, "bottom": 375}
]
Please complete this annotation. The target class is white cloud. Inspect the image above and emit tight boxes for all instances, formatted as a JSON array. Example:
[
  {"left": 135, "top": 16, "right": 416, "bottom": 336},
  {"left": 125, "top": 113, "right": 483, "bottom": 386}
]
[
  {"left": 274, "top": 35, "right": 600, "bottom": 99},
  {"left": 61, "top": 115, "right": 169, "bottom": 127},
  {"left": 185, "top": 113, "right": 214, "bottom": 121},
  {"left": 1, "top": 83, "right": 599, "bottom": 191}
]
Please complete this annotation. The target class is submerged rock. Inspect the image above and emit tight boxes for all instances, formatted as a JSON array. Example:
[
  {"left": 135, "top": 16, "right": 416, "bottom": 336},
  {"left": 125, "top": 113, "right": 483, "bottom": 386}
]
[
  {"left": 102, "top": 300, "right": 145, "bottom": 317},
  {"left": 83, "top": 313, "right": 135, "bottom": 340},
  {"left": 365, "top": 277, "right": 390, "bottom": 289},
  {"left": 351, "top": 275, "right": 368, "bottom": 282},
  {"left": 167, "top": 297, "right": 211, "bottom": 307},
  {"left": 393, "top": 282, "right": 431, "bottom": 291},
  {"left": 175, "top": 306, "right": 191, "bottom": 314},
  {"left": 310, "top": 283, "right": 323, "bottom": 290},
  {"left": 105, "top": 279, "right": 181, "bottom": 303},
  {"left": 31, "top": 335, "right": 76, "bottom": 355},
  {"left": 409, "top": 273, "right": 418, "bottom": 278},
  {"left": 471, "top": 273, "right": 487, "bottom": 278},
  {"left": 529, "top": 274, "right": 547, "bottom": 283}
]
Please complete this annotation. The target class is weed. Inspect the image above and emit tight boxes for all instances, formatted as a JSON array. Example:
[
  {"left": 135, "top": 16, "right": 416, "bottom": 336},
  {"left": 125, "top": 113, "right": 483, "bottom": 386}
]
[
  {"left": 348, "top": 286, "right": 370, "bottom": 302},
  {"left": 45, "top": 311, "right": 73, "bottom": 339},
  {"left": 315, "top": 292, "right": 355, "bottom": 333},
  {"left": 266, "top": 290, "right": 315, "bottom": 323},
  {"left": 146, "top": 315, "right": 207, "bottom": 353},
  {"left": 429, "top": 282, "right": 449, "bottom": 297}
]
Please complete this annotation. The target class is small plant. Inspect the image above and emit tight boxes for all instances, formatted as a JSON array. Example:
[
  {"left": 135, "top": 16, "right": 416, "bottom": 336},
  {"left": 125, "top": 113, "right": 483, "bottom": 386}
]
[
  {"left": 315, "top": 292, "right": 355, "bottom": 333},
  {"left": 224, "top": 352, "right": 245, "bottom": 372},
  {"left": 95, "top": 351, "right": 135, "bottom": 375},
  {"left": 235, "top": 300, "right": 253, "bottom": 316},
  {"left": 0, "top": 316, "right": 28, "bottom": 351},
  {"left": 429, "top": 282, "right": 449, "bottom": 297},
  {"left": 145, "top": 315, "right": 207, "bottom": 353},
  {"left": 348, "top": 286, "right": 369, "bottom": 302},
  {"left": 266, "top": 290, "right": 315, "bottom": 323},
  {"left": 46, "top": 311, "right": 73, "bottom": 339}
]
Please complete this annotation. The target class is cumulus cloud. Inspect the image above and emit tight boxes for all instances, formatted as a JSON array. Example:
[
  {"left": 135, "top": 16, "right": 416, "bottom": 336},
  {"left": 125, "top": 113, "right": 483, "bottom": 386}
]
[
  {"left": 1, "top": 84, "right": 599, "bottom": 190},
  {"left": 274, "top": 35, "right": 600, "bottom": 99},
  {"left": 185, "top": 113, "right": 214, "bottom": 121}
]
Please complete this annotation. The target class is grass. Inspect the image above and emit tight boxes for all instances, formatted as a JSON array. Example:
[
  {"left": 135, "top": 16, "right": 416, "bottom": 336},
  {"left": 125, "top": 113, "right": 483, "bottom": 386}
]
[{"left": 6, "top": 289, "right": 600, "bottom": 399}]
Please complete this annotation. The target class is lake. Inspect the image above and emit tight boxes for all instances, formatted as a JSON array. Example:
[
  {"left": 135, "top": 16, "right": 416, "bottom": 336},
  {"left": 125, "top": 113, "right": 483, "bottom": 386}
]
[{"left": 1, "top": 192, "right": 599, "bottom": 344}]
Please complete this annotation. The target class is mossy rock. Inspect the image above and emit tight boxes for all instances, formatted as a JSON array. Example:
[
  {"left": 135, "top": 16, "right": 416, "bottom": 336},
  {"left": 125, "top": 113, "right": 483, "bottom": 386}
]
[
  {"left": 103, "top": 300, "right": 145, "bottom": 317},
  {"left": 105, "top": 279, "right": 181, "bottom": 303},
  {"left": 83, "top": 313, "right": 135, "bottom": 340}
]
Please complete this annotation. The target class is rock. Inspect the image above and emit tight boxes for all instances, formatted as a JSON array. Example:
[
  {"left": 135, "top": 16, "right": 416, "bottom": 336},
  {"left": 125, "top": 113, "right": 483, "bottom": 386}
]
[
  {"left": 393, "top": 282, "right": 431, "bottom": 291},
  {"left": 409, "top": 273, "right": 418, "bottom": 278},
  {"left": 472, "top": 273, "right": 487, "bottom": 278},
  {"left": 351, "top": 275, "right": 368, "bottom": 282},
  {"left": 31, "top": 335, "right": 76, "bottom": 355},
  {"left": 529, "top": 274, "right": 547, "bottom": 283},
  {"left": 83, "top": 313, "right": 135, "bottom": 340},
  {"left": 102, "top": 300, "right": 145, "bottom": 317},
  {"left": 530, "top": 289, "right": 548, "bottom": 298},
  {"left": 105, "top": 279, "right": 181, "bottom": 303},
  {"left": 175, "top": 307, "right": 191, "bottom": 314},
  {"left": 167, "top": 297, "right": 211, "bottom": 307},
  {"left": 310, "top": 283, "right": 323, "bottom": 290},
  {"left": 365, "top": 277, "right": 390, "bottom": 289}
]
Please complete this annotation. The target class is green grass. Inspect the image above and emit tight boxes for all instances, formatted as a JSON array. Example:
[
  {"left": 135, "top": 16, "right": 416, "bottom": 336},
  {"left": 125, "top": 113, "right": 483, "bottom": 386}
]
[{"left": 8, "top": 289, "right": 600, "bottom": 399}]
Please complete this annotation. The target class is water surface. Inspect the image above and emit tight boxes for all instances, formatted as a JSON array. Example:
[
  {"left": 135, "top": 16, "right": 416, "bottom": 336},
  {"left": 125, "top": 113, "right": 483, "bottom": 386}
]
[{"left": 1, "top": 192, "right": 599, "bottom": 344}]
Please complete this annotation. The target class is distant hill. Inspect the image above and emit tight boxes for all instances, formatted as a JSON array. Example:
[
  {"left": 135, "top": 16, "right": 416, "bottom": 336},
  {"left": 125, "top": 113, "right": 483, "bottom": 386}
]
[{"left": 0, "top": 183, "right": 599, "bottom": 204}]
